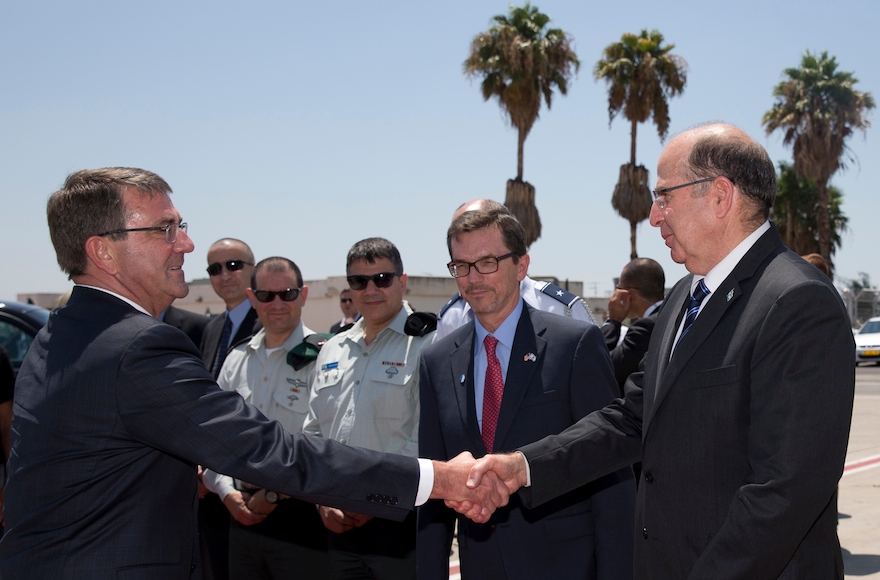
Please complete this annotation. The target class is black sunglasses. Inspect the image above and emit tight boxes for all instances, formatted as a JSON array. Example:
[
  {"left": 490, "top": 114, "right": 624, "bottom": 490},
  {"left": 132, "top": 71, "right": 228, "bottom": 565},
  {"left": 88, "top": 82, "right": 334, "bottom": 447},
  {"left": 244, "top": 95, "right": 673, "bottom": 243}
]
[
  {"left": 346, "top": 272, "right": 398, "bottom": 291},
  {"left": 252, "top": 288, "right": 302, "bottom": 303},
  {"left": 207, "top": 260, "right": 254, "bottom": 276},
  {"left": 340, "top": 297, "right": 353, "bottom": 304}
]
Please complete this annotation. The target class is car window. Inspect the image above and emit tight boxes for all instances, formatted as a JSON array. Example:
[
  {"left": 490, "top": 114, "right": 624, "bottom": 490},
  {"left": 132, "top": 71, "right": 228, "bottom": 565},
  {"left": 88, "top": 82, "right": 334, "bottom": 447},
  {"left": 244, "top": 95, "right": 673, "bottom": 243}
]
[
  {"left": 0, "top": 320, "right": 35, "bottom": 367},
  {"left": 860, "top": 321, "right": 880, "bottom": 335}
]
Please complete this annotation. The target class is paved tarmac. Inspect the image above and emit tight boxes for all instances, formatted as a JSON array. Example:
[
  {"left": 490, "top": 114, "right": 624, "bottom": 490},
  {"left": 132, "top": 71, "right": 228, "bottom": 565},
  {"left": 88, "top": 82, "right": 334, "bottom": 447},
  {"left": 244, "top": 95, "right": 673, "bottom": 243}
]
[
  {"left": 841, "top": 364, "right": 880, "bottom": 578},
  {"left": 449, "top": 364, "right": 880, "bottom": 579}
]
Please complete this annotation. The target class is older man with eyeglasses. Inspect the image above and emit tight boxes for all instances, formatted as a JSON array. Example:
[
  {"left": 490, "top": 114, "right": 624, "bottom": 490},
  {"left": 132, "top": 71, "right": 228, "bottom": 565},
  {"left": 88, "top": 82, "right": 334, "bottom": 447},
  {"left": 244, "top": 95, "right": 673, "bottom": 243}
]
[{"left": 304, "top": 237, "right": 435, "bottom": 580}]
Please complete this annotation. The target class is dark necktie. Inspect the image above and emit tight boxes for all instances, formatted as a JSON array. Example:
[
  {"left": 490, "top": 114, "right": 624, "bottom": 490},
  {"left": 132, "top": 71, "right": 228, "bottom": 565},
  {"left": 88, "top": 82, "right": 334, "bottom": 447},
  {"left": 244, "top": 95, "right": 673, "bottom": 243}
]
[
  {"left": 674, "top": 279, "right": 710, "bottom": 352},
  {"left": 482, "top": 335, "right": 503, "bottom": 452},
  {"left": 213, "top": 315, "right": 233, "bottom": 377}
]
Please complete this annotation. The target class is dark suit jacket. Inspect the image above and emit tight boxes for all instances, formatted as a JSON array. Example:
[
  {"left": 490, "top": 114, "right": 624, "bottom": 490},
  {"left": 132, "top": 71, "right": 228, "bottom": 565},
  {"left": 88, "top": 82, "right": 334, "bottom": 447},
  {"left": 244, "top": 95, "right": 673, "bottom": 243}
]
[
  {"left": 418, "top": 304, "right": 635, "bottom": 580},
  {"left": 518, "top": 226, "right": 855, "bottom": 579},
  {"left": 601, "top": 310, "right": 659, "bottom": 395},
  {"left": 0, "top": 287, "right": 418, "bottom": 579},
  {"left": 163, "top": 305, "right": 209, "bottom": 349},
  {"left": 200, "top": 306, "right": 261, "bottom": 375}
]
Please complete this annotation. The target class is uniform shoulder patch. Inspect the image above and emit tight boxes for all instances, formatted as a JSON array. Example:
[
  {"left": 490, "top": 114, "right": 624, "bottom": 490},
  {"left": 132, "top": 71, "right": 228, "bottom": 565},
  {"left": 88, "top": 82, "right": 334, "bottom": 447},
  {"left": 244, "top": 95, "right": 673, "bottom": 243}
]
[
  {"left": 438, "top": 292, "right": 463, "bottom": 318},
  {"left": 538, "top": 282, "right": 580, "bottom": 308}
]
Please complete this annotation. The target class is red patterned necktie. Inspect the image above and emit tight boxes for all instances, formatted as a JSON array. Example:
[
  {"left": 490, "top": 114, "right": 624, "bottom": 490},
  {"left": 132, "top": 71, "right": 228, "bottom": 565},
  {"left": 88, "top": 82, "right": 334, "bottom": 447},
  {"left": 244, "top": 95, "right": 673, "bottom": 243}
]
[{"left": 482, "top": 335, "right": 503, "bottom": 452}]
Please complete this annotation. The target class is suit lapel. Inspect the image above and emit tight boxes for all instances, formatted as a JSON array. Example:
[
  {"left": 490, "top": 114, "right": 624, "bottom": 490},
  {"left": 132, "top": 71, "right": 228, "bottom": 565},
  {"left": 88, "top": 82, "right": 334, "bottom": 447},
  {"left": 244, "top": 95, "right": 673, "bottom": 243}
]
[
  {"left": 493, "top": 306, "right": 545, "bottom": 451},
  {"left": 448, "top": 324, "right": 484, "bottom": 451},
  {"left": 644, "top": 225, "right": 784, "bottom": 433}
]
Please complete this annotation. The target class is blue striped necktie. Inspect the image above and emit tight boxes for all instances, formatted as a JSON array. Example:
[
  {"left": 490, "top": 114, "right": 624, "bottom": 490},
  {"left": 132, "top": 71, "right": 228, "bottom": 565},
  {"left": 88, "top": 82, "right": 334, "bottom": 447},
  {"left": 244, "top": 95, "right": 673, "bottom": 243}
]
[{"left": 675, "top": 279, "right": 710, "bottom": 352}]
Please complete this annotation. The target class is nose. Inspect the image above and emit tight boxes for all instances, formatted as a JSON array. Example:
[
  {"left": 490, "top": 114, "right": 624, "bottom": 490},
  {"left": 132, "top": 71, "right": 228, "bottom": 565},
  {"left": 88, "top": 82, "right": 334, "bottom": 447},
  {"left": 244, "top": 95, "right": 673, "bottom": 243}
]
[
  {"left": 649, "top": 201, "right": 663, "bottom": 227},
  {"left": 175, "top": 228, "right": 195, "bottom": 254}
]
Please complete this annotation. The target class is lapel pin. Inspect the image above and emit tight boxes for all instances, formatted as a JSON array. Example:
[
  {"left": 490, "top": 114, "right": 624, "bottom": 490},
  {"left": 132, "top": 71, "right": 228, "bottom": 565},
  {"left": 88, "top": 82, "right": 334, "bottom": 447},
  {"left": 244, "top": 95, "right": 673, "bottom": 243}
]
[
  {"left": 459, "top": 374, "right": 466, "bottom": 385},
  {"left": 523, "top": 353, "right": 537, "bottom": 363},
  {"left": 726, "top": 289, "right": 734, "bottom": 302}
]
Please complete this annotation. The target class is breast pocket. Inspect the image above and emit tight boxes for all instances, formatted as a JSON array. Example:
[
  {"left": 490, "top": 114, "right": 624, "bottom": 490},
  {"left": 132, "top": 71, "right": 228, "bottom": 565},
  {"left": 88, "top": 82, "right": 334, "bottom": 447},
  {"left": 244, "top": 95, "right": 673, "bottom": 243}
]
[
  {"left": 271, "top": 375, "right": 312, "bottom": 431},
  {"left": 368, "top": 365, "right": 416, "bottom": 420}
]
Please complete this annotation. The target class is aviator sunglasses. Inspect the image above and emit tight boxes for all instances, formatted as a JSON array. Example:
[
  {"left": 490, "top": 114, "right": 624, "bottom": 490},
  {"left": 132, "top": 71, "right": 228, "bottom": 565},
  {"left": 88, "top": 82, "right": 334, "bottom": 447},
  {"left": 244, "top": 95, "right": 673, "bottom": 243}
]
[
  {"left": 206, "top": 260, "right": 254, "bottom": 276},
  {"left": 346, "top": 272, "right": 398, "bottom": 291},
  {"left": 252, "top": 288, "right": 303, "bottom": 303}
]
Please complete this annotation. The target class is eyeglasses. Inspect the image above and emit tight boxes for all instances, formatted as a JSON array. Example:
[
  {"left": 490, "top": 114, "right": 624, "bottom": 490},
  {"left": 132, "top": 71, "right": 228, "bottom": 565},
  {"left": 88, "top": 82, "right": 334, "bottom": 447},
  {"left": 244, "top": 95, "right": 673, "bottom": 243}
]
[
  {"left": 340, "top": 297, "right": 353, "bottom": 304},
  {"left": 652, "top": 177, "right": 717, "bottom": 210},
  {"left": 252, "top": 288, "right": 302, "bottom": 303},
  {"left": 346, "top": 272, "right": 398, "bottom": 291},
  {"left": 206, "top": 260, "right": 254, "bottom": 276},
  {"left": 97, "top": 222, "right": 187, "bottom": 243},
  {"left": 447, "top": 253, "right": 515, "bottom": 278}
]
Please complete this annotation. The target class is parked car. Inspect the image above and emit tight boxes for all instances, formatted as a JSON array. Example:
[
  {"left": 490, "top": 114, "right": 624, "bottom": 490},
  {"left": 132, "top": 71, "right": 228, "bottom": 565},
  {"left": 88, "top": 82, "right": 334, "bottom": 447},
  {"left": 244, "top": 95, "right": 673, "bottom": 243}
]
[
  {"left": 0, "top": 301, "right": 50, "bottom": 373},
  {"left": 855, "top": 316, "right": 880, "bottom": 366}
]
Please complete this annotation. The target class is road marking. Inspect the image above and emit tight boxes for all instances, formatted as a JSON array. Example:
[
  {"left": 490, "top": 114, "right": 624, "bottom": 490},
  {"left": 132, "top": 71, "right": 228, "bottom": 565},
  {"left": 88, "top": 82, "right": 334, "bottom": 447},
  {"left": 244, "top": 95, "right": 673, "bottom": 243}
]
[{"left": 843, "top": 453, "right": 880, "bottom": 476}]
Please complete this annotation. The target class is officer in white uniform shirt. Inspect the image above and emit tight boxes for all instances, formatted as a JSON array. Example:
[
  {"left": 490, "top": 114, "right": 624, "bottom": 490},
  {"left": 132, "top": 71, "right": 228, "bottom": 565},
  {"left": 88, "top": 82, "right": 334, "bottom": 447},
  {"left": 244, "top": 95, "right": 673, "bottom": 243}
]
[{"left": 436, "top": 199, "right": 595, "bottom": 341}]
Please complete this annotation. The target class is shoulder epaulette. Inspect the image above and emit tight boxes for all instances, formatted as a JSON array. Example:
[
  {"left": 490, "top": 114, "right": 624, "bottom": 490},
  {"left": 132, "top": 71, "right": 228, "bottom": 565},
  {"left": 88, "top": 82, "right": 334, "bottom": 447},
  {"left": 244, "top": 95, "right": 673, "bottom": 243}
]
[
  {"left": 538, "top": 282, "right": 581, "bottom": 309},
  {"left": 405, "top": 312, "right": 437, "bottom": 337},
  {"left": 438, "top": 292, "right": 463, "bottom": 318}
]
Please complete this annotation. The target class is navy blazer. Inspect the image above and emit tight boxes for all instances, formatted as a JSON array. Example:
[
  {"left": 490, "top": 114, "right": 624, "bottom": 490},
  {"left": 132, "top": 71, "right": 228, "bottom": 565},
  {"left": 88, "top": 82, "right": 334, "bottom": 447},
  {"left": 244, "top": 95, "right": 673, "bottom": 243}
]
[
  {"left": 163, "top": 305, "right": 209, "bottom": 349},
  {"left": 418, "top": 304, "right": 635, "bottom": 580},
  {"left": 519, "top": 225, "right": 855, "bottom": 579},
  {"left": 0, "top": 287, "right": 418, "bottom": 579}
]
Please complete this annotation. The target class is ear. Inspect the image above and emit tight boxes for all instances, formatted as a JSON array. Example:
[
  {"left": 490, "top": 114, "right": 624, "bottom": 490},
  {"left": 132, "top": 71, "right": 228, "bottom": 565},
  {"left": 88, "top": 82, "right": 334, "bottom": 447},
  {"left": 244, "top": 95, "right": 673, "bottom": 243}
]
[
  {"left": 299, "top": 285, "right": 309, "bottom": 305},
  {"left": 246, "top": 287, "right": 258, "bottom": 309},
  {"left": 399, "top": 273, "right": 408, "bottom": 294},
  {"left": 712, "top": 177, "right": 736, "bottom": 219},
  {"left": 84, "top": 235, "right": 120, "bottom": 276},
  {"left": 517, "top": 254, "right": 530, "bottom": 282}
]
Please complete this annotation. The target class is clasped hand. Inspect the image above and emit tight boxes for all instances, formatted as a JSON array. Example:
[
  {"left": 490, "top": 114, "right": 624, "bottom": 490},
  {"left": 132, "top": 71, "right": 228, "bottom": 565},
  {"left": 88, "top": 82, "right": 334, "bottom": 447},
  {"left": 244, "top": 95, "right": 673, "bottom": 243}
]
[{"left": 431, "top": 451, "right": 528, "bottom": 523}]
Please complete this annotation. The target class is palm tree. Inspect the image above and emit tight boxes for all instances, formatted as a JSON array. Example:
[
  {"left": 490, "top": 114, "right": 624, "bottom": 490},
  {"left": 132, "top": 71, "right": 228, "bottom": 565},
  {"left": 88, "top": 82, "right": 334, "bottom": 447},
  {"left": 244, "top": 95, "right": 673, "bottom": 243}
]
[
  {"left": 772, "top": 161, "right": 848, "bottom": 264},
  {"left": 595, "top": 29, "right": 687, "bottom": 259},
  {"left": 464, "top": 3, "right": 579, "bottom": 247},
  {"left": 763, "top": 51, "right": 874, "bottom": 276}
]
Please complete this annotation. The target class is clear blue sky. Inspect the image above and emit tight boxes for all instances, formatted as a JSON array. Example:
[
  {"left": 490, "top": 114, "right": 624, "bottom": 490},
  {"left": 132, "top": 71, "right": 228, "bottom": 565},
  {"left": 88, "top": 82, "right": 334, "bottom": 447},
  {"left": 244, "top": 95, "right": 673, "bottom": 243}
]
[{"left": 2, "top": 0, "right": 877, "bottom": 301}]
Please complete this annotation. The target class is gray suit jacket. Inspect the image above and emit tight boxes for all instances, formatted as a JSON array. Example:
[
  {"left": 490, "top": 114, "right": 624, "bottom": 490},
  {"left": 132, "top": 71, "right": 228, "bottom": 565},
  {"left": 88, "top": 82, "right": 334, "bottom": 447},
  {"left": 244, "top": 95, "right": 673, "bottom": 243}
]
[
  {"left": 518, "top": 225, "right": 855, "bottom": 579},
  {"left": 0, "top": 287, "right": 418, "bottom": 579},
  {"left": 418, "top": 304, "right": 635, "bottom": 580}
]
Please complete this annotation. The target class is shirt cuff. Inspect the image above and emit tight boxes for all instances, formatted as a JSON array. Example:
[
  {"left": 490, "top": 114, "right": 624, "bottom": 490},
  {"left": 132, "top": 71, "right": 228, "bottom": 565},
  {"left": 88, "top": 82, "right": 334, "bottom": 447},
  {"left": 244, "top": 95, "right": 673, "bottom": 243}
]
[
  {"left": 516, "top": 451, "right": 532, "bottom": 487},
  {"left": 415, "top": 458, "right": 434, "bottom": 506}
]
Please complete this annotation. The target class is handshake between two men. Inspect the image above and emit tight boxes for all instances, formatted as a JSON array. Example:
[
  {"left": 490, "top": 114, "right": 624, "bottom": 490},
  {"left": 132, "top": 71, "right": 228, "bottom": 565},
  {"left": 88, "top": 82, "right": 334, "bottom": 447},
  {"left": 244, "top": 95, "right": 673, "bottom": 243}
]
[{"left": 430, "top": 451, "right": 527, "bottom": 522}]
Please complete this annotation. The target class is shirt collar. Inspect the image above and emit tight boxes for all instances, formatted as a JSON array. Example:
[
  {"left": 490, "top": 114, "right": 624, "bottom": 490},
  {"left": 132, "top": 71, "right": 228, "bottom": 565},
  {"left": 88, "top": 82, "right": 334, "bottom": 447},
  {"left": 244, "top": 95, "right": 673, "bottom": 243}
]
[
  {"left": 694, "top": 220, "right": 770, "bottom": 295},
  {"left": 226, "top": 299, "right": 252, "bottom": 326},
  {"left": 248, "top": 322, "right": 312, "bottom": 352},
  {"left": 76, "top": 284, "right": 151, "bottom": 316},
  {"left": 347, "top": 301, "right": 412, "bottom": 344},
  {"left": 475, "top": 297, "right": 524, "bottom": 351}
]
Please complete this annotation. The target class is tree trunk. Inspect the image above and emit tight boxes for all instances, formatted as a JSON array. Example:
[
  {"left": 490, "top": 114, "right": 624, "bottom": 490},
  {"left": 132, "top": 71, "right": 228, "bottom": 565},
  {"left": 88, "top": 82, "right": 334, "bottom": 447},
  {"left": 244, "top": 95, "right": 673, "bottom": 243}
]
[
  {"left": 630, "top": 119, "right": 638, "bottom": 167},
  {"left": 505, "top": 179, "right": 541, "bottom": 248},
  {"left": 630, "top": 220, "right": 638, "bottom": 260},
  {"left": 517, "top": 128, "right": 525, "bottom": 181},
  {"left": 815, "top": 177, "right": 833, "bottom": 279}
]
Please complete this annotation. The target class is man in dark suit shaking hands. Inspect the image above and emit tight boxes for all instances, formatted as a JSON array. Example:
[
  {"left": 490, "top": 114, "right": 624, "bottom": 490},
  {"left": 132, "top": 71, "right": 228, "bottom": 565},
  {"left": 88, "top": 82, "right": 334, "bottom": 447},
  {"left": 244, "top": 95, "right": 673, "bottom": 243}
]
[
  {"left": 0, "top": 167, "right": 509, "bottom": 578},
  {"left": 466, "top": 124, "right": 855, "bottom": 579},
  {"left": 418, "top": 207, "right": 635, "bottom": 579}
]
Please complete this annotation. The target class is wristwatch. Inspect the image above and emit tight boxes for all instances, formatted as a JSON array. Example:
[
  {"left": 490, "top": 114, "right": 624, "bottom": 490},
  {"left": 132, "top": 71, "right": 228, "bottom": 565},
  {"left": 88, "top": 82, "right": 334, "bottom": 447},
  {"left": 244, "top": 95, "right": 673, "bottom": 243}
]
[{"left": 264, "top": 490, "right": 279, "bottom": 504}]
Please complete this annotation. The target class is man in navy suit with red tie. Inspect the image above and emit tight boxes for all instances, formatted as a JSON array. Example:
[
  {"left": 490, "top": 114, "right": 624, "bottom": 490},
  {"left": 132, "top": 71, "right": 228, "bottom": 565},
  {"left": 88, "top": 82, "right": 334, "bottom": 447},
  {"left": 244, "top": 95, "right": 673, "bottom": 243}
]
[{"left": 417, "top": 207, "right": 634, "bottom": 579}]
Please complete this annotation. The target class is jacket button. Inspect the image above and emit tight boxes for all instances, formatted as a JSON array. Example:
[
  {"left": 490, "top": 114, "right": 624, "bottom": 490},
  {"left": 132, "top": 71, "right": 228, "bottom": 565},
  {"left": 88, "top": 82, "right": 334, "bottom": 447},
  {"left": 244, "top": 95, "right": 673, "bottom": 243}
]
[
  {"left": 643, "top": 527, "right": 648, "bottom": 539},
  {"left": 644, "top": 472, "right": 654, "bottom": 483}
]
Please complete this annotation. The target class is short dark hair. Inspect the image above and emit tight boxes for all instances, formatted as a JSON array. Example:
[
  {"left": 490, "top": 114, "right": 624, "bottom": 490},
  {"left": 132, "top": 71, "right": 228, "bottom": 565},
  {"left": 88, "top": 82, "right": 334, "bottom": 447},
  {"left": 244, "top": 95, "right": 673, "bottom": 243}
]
[
  {"left": 620, "top": 258, "right": 665, "bottom": 302},
  {"left": 47, "top": 167, "right": 172, "bottom": 278},
  {"left": 346, "top": 238, "right": 403, "bottom": 275},
  {"left": 447, "top": 207, "right": 527, "bottom": 260},
  {"left": 686, "top": 131, "right": 776, "bottom": 222},
  {"left": 251, "top": 257, "right": 303, "bottom": 289}
]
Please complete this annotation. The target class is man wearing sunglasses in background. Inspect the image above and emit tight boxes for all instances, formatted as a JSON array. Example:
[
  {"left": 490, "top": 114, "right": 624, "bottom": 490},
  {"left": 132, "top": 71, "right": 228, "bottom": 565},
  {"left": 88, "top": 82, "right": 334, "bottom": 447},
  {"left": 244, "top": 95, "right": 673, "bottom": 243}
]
[
  {"left": 201, "top": 238, "right": 261, "bottom": 378},
  {"left": 330, "top": 288, "right": 361, "bottom": 334},
  {"left": 198, "top": 237, "right": 261, "bottom": 580},
  {"left": 203, "top": 256, "right": 329, "bottom": 579},
  {"left": 304, "top": 237, "right": 434, "bottom": 580}
]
